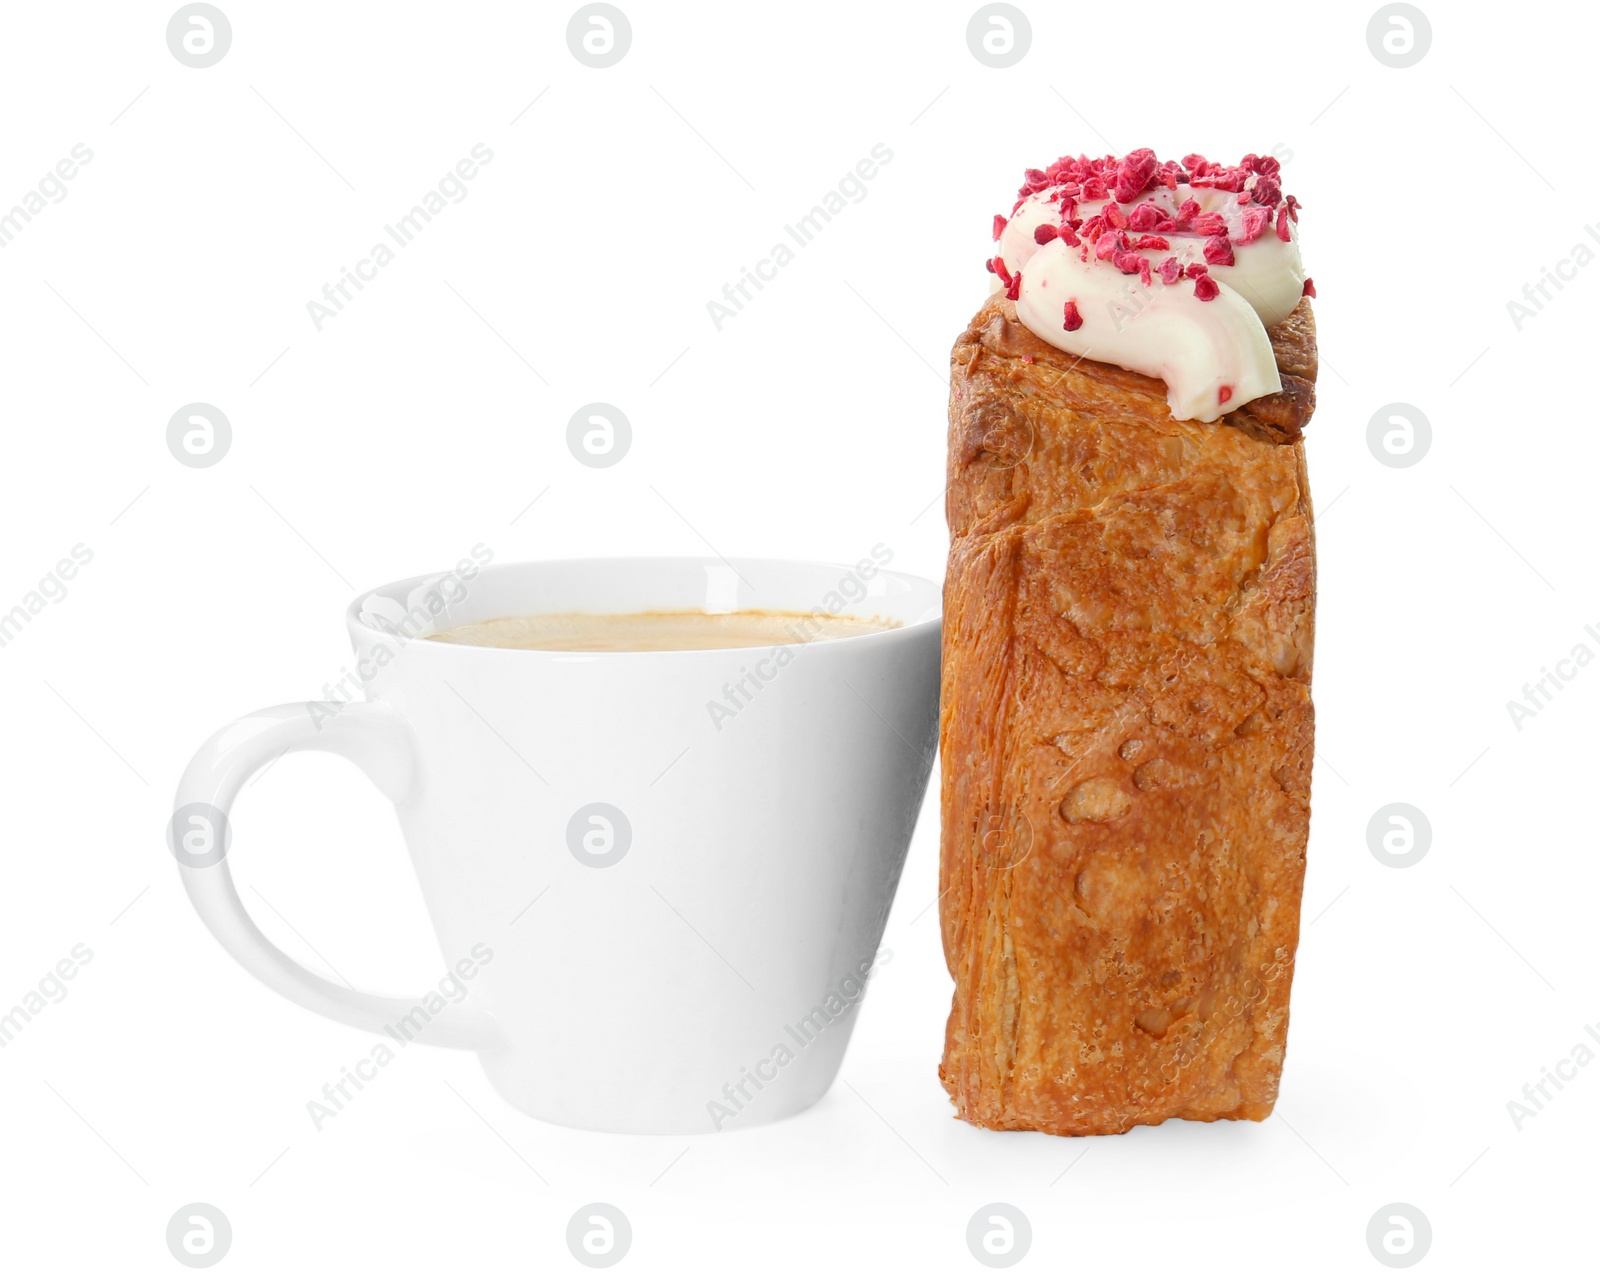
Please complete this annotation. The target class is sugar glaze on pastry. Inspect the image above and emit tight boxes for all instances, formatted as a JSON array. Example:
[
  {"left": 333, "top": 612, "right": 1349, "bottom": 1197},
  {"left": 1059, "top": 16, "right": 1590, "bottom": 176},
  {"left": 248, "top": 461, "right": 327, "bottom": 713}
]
[{"left": 986, "top": 150, "right": 1310, "bottom": 422}]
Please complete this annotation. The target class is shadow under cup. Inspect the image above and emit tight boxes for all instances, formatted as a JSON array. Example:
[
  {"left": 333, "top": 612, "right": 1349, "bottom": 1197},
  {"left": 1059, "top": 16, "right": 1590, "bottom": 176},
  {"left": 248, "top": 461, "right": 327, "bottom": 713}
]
[{"left": 350, "top": 557, "right": 943, "bottom": 1134}]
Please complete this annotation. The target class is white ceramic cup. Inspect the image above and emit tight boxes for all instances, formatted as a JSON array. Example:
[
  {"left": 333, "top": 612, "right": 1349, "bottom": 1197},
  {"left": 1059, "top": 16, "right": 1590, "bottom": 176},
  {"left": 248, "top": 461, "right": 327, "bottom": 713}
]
[{"left": 171, "top": 557, "right": 941, "bottom": 1134}]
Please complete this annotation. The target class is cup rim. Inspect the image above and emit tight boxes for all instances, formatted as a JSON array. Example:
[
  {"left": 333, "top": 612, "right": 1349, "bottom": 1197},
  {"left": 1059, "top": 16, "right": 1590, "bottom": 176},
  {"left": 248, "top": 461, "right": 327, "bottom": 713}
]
[{"left": 345, "top": 555, "right": 943, "bottom": 658}]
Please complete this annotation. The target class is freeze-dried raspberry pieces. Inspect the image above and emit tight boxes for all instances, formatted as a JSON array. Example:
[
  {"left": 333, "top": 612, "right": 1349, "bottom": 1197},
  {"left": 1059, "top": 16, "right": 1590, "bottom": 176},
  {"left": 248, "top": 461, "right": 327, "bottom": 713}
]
[
  {"left": 1114, "top": 148, "right": 1159, "bottom": 202},
  {"left": 1127, "top": 202, "right": 1165, "bottom": 231},
  {"left": 1251, "top": 176, "right": 1282, "bottom": 207},
  {"left": 1237, "top": 206, "right": 1271, "bottom": 244},
  {"left": 1063, "top": 300, "right": 1083, "bottom": 331},
  {"left": 1302, "top": 277, "right": 1316, "bottom": 298},
  {"left": 989, "top": 152, "right": 1306, "bottom": 293},
  {"left": 1203, "top": 167, "right": 1247, "bottom": 193},
  {"left": 1193, "top": 274, "right": 1220, "bottom": 301}
]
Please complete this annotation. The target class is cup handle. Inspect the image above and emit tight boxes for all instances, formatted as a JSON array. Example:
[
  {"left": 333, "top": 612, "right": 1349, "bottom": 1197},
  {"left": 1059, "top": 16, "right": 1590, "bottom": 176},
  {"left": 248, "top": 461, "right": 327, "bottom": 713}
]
[{"left": 170, "top": 701, "right": 502, "bottom": 1050}]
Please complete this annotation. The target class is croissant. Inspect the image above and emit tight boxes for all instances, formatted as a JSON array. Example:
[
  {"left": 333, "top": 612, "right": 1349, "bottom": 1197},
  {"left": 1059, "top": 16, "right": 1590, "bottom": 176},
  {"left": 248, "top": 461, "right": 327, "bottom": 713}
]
[{"left": 938, "top": 288, "right": 1318, "bottom": 1135}]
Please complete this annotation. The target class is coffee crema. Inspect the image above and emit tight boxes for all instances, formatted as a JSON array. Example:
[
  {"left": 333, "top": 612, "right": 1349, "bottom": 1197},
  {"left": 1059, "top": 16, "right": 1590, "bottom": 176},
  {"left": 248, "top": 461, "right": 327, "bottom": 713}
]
[{"left": 427, "top": 609, "right": 898, "bottom": 652}]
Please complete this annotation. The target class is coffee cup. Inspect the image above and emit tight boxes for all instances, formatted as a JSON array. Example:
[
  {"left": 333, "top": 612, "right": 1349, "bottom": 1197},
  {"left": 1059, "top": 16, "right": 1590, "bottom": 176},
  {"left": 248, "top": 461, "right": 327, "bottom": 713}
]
[{"left": 171, "top": 556, "right": 941, "bottom": 1133}]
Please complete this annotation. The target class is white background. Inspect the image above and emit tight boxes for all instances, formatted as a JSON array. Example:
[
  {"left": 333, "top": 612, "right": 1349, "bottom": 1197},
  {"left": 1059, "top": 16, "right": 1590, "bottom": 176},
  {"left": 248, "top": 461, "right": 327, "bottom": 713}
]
[{"left": 1, "top": 0, "right": 1594, "bottom": 1267}]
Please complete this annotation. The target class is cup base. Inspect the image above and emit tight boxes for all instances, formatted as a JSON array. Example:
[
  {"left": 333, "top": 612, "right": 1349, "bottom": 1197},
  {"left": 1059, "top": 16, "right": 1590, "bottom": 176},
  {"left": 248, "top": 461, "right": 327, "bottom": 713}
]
[{"left": 475, "top": 1050, "right": 843, "bottom": 1135}]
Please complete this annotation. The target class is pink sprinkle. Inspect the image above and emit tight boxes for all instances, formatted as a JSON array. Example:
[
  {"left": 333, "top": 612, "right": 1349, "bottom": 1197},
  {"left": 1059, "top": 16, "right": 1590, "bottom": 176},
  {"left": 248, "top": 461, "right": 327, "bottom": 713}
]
[
  {"left": 1219, "top": 385, "right": 1233, "bottom": 404},
  {"left": 1110, "top": 250, "right": 1140, "bottom": 277},
  {"left": 1237, "top": 206, "right": 1271, "bottom": 243},
  {"left": 1113, "top": 148, "right": 1158, "bottom": 202},
  {"left": 1203, "top": 235, "right": 1235, "bottom": 267},
  {"left": 1194, "top": 275, "right": 1220, "bottom": 301},
  {"left": 1127, "top": 202, "right": 1164, "bottom": 231},
  {"left": 1063, "top": 300, "right": 1083, "bottom": 331},
  {"left": 1112, "top": 249, "right": 1143, "bottom": 276},
  {"left": 1021, "top": 354, "right": 1035, "bottom": 364},
  {"left": 1033, "top": 223, "right": 1059, "bottom": 245}
]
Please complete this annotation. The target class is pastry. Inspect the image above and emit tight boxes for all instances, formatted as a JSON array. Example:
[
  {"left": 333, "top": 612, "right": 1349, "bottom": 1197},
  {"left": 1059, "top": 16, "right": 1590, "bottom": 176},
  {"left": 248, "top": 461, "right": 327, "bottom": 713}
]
[{"left": 939, "top": 150, "right": 1317, "bottom": 1135}]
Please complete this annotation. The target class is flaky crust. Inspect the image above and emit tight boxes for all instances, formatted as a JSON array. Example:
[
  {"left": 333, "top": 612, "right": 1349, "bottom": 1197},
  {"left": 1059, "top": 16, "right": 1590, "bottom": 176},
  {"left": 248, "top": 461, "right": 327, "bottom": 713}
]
[{"left": 938, "top": 294, "right": 1317, "bottom": 1136}]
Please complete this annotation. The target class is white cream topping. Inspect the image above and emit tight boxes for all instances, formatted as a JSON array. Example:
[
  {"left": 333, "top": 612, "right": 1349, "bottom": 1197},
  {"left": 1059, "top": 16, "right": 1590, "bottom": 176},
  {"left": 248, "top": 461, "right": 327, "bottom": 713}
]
[{"left": 993, "top": 183, "right": 1306, "bottom": 422}]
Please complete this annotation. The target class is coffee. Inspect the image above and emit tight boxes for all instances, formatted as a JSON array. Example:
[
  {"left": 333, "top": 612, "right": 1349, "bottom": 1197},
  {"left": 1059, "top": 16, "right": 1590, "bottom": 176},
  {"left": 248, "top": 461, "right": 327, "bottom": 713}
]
[{"left": 427, "top": 609, "right": 898, "bottom": 652}]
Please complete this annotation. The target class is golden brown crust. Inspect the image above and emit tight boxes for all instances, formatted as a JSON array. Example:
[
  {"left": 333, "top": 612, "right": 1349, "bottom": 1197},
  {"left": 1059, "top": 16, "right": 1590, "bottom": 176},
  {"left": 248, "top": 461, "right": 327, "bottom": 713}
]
[{"left": 938, "top": 295, "right": 1317, "bottom": 1136}]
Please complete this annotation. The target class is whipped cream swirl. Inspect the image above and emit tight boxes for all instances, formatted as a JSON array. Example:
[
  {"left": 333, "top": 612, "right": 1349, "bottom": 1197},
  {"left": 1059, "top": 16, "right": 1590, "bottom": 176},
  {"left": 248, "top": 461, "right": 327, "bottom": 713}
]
[{"left": 988, "top": 151, "right": 1309, "bottom": 423}]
